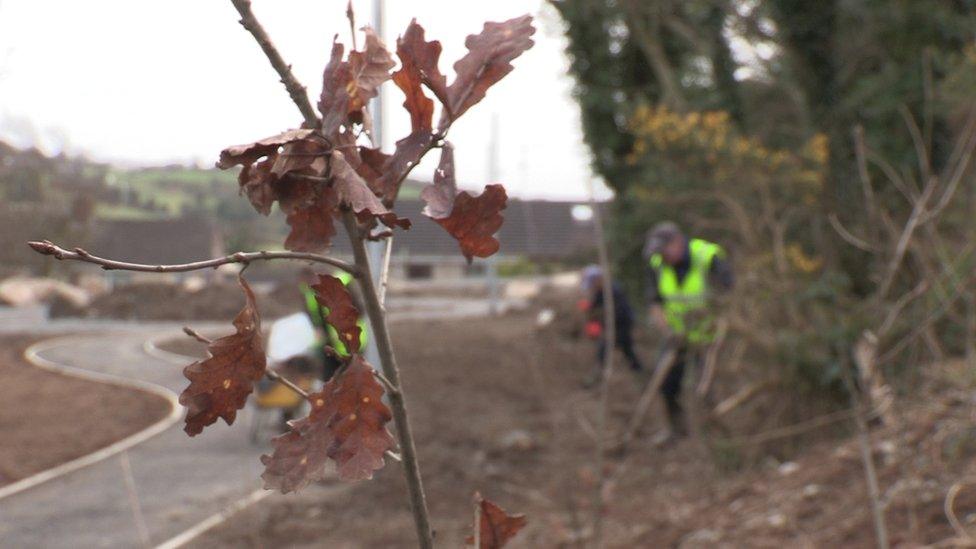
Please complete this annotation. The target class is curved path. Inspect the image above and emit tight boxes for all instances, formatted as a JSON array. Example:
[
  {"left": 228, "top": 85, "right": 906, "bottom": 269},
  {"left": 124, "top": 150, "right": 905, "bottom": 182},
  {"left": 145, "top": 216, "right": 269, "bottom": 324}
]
[{"left": 0, "top": 330, "right": 269, "bottom": 549}]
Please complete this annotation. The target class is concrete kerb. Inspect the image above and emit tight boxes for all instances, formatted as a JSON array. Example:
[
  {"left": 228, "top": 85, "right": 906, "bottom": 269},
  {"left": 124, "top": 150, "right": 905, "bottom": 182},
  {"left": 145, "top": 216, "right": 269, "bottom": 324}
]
[{"left": 0, "top": 335, "right": 182, "bottom": 501}]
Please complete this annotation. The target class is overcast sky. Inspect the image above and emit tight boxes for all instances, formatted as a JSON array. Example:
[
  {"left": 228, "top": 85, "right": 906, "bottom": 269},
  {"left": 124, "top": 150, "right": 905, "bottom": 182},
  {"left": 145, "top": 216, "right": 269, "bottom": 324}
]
[{"left": 0, "top": 0, "right": 608, "bottom": 200}]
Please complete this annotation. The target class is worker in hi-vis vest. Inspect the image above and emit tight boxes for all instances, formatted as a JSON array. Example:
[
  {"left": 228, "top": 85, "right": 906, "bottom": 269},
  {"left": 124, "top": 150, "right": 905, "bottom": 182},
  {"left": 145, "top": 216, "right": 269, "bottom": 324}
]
[
  {"left": 299, "top": 268, "right": 369, "bottom": 381},
  {"left": 644, "top": 222, "right": 733, "bottom": 445}
]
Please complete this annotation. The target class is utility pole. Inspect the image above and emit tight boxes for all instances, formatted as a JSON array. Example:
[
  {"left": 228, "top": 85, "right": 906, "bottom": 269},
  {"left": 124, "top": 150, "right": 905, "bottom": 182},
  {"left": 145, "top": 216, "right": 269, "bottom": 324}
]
[
  {"left": 363, "top": 0, "right": 386, "bottom": 368},
  {"left": 486, "top": 113, "right": 501, "bottom": 316}
]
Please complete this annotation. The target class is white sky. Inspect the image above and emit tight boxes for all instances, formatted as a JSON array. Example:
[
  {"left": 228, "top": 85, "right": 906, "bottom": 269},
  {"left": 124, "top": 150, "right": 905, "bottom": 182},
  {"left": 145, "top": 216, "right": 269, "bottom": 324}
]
[{"left": 0, "top": 0, "right": 608, "bottom": 200}]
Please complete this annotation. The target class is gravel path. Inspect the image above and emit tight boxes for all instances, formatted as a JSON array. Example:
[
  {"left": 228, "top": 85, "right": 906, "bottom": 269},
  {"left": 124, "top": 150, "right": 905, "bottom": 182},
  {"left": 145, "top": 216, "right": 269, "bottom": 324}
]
[{"left": 0, "top": 330, "right": 267, "bottom": 549}]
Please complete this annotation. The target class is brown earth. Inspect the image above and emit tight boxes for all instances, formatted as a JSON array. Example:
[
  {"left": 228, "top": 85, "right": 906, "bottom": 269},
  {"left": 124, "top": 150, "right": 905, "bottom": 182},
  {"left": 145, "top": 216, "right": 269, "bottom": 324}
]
[
  {"left": 0, "top": 336, "right": 172, "bottom": 485},
  {"left": 186, "top": 312, "right": 976, "bottom": 548},
  {"left": 51, "top": 281, "right": 303, "bottom": 321}
]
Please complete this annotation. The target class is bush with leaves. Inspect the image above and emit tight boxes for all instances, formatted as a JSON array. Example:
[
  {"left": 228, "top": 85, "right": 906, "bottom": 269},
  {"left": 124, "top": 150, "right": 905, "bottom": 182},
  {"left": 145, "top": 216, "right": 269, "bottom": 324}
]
[{"left": 29, "top": 2, "right": 534, "bottom": 547}]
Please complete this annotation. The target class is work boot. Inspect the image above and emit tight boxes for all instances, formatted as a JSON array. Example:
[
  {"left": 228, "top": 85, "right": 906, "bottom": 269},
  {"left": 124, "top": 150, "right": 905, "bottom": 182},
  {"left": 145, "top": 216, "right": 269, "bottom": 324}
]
[{"left": 653, "top": 407, "right": 687, "bottom": 447}]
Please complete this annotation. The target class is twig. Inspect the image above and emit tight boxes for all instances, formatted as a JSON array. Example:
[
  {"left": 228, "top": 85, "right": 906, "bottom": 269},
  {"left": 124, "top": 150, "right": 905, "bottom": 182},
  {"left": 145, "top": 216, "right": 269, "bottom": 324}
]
[
  {"left": 343, "top": 213, "right": 434, "bottom": 549},
  {"left": 229, "top": 0, "right": 319, "bottom": 127},
  {"left": 587, "top": 180, "right": 616, "bottom": 549},
  {"left": 225, "top": 5, "right": 434, "bottom": 544},
  {"left": 875, "top": 175, "right": 938, "bottom": 301},
  {"left": 182, "top": 326, "right": 212, "bottom": 345},
  {"left": 828, "top": 213, "right": 877, "bottom": 252},
  {"left": 944, "top": 481, "right": 976, "bottom": 543},
  {"left": 119, "top": 451, "right": 151, "bottom": 548},
  {"left": 473, "top": 494, "right": 483, "bottom": 549},
  {"left": 345, "top": 0, "right": 358, "bottom": 51},
  {"left": 877, "top": 280, "right": 929, "bottom": 338},
  {"left": 372, "top": 369, "right": 400, "bottom": 397},
  {"left": 840, "top": 363, "right": 890, "bottom": 549},
  {"left": 28, "top": 241, "right": 357, "bottom": 276},
  {"left": 615, "top": 345, "right": 678, "bottom": 453},
  {"left": 265, "top": 369, "right": 310, "bottom": 399},
  {"left": 184, "top": 327, "right": 313, "bottom": 400},
  {"left": 710, "top": 378, "right": 777, "bottom": 419},
  {"left": 378, "top": 236, "right": 393, "bottom": 305}
]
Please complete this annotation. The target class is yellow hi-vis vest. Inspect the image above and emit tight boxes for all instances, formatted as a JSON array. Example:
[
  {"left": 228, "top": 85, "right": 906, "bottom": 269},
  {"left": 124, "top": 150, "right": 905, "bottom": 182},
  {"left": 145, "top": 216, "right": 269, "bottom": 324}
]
[
  {"left": 301, "top": 271, "right": 368, "bottom": 358},
  {"left": 650, "top": 238, "right": 725, "bottom": 344}
]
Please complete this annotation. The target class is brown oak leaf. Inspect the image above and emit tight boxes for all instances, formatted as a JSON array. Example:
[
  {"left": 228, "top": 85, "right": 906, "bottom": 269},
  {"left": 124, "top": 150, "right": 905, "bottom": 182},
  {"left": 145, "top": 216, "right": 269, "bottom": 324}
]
[
  {"left": 238, "top": 155, "right": 277, "bottom": 215},
  {"left": 271, "top": 136, "right": 330, "bottom": 179},
  {"left": 331, "top": 150, "right": 410, "bottom": 230},
  {"left": 260, "top": 355, "right": 395, "bottom": 492},
  {"left": 394, "top": 20, "right": 447, "bottom": 132},
  {"left": 319, "top": 38, "right": 352, "bottom": 136},
  {"left": 356, "top": 146, "right": 391, "bottom": 197},
  {"left": 422, "top": 145, "right": 507, "bottom": 261},
  {"left": 218, "top": 130, "right": 329, "bottom": 217},
  {"left": 420, "top": 142, "right": 458, "bottom": 219},
  {"left": 466, "top": 493, "right": 528, "bottom": 549},
  {"left": 375, "top": 130, "right": 436, "bottom": 204},
  {"left": 217, "top": 129, "right": 314, "bottom": 170},
  {"left": 319, "top": 29, "right": 394, "bottom": 137},
  {"left": 179, "top": 275, "right": 266, "bottom": 436},
  {"left": 311, "top": 274, "right": 362, "bottom": 355},
  {"left": 440, "top": 15, "right": 535, "bottom": 130},
  {"left": 284, "top": 185, "right": 339, "bottom": 253},
  {"left": 347, "top": 27, "right": 395, "bottom": 115}
]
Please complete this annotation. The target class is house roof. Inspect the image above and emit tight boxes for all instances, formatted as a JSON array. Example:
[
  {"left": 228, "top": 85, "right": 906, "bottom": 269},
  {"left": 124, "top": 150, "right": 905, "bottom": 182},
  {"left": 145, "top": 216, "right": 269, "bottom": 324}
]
[
  {"left": 331, "top": 198, "right": 600, "bottom": 260},
  {"left": 88, "top": 216, "right": 220, "bottom": 265}
]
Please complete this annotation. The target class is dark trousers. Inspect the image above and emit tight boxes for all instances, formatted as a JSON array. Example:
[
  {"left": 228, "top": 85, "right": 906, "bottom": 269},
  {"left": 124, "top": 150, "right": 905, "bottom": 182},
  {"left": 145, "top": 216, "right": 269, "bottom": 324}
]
[
  {"left": 596, "top": 322, "right": 644, "bottom": 371},
  {"left": 661, "top": 344, "right": 699, "bottom": 433}
]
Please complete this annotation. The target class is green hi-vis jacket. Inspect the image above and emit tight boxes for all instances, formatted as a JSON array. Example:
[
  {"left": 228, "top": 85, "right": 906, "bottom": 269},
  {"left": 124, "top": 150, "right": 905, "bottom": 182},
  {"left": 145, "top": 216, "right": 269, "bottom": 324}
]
[
  {"left": 649, "top": 238, "right": 725, "bottom": 344},
  {"left": 301, "top": 272, "right": 368, "bottom": 358}
]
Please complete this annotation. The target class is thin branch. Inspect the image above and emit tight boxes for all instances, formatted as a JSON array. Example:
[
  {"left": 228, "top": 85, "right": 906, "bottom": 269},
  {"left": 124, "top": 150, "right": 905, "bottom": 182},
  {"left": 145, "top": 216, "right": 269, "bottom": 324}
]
[
  {"left": 944, "top": 481, "right": 976, "bottom": 544},
  {"left": 182, "top": 326, "right": 213, "bottom": 345},
  {"left": 342, "top": 213, "right": 435, "bottom": 549},
  {"left": 345, "top": 0, "right": 358, "bottom": 51},
  {"left": 922, "top": 115, "right": 976, "bottom": 223},
  {"left": 878, "top": 280, "right": 929, "bottom": 338},
  {"left": 828, "top": 214, "right": 878, "bottom": 253},
  {"left": 372, "top": 369, "right": 400, "bottom": 397},
  {"left": 899, "top": 105, "right": 932, "bottom": 181},
  {"left": 854, "top": 125, "right": 877, "bottom": 227},
  {"left": 265, "top": 369, "right": 310, "bottom": 399},
  {"left": 28, "top": 241, "right": 357, "bottom": 276},
  {"left": 840, "top": 364, "right": 890, "bottom": 549},
  {"left": 588, "top": 180, "right": 616, "bottom": 549},
  {"left": 875, "top": 176, "right": 938, "bottom": 301},
  {"left": 184, "top": 326, "right": 313, "bottom": 400},
  {"left": 229, "top": 0, "right": 319, "bottom": 127}
]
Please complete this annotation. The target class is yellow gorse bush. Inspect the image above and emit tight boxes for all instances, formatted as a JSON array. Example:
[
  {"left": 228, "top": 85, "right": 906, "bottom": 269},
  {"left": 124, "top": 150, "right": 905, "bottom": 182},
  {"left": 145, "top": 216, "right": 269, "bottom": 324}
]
[{"left": 628, "top": 104, "right": 826, "bottom": 196}]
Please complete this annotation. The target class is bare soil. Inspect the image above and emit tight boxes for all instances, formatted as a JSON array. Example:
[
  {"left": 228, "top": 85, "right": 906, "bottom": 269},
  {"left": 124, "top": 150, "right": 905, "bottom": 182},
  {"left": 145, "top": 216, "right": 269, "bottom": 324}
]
[
  {"left": 188, "top": 313, "right": 976, "bottom": 548},
  {"left": 0, "top": 336, "right": 172, "bottom": 485},
  {"left": 51, "top": 281, "right": 302, "bottom": 321}
]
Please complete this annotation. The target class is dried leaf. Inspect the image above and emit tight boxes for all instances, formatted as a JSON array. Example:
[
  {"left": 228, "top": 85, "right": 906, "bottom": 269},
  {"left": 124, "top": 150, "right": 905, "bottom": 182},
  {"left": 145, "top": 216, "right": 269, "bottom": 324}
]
[
  {"left": 311, "top": 274, "right": 363, "bottom": 355},
  {"left": 420, "top": 143, "right": 458, "bottom": 219},
  {"left": 284, "top": 185, "right": 339, "bottom": 253},
  {"left": 332, "top": 150, "right": 411, "bottom": 230},
  {"left": 271, "top": 137, "right": 330, "bottom": 179},
  {"left": 318, "top": 29, "right": 394, "bottom": 137},
  {"left": 239, "top": 155, "right": 277, "bottom": 215},
  {"left": 179, "top": 275, "right": 266, "bottom": 436},
  {"left": 347, "top": 27, "right": 395, "bottom": 114},
  {"left": 422, "top": 146, "right": 507, "bottom": 261},
  {"left": 376, "top": 130, "right": 436, "bottom": 204},
  {"left": 440, "top": 15, "right": 535, "bottom": 130},
  {"left": 356, "top": 146, "right": 391, "bottom": 196},
  {"left": 319, "top": 38, "right": 352, "bottom": 136},
  {"left": 467, "top": 493, "right": 528, "bottom": 549},
  {"left": 217, "top": 129, "right": 314, "bottom": 170},
  {"left": 261, "top": 355, "right": 395, "bottom": 492},
  {"left": 394, "top": 20, "right": 447, "bottom": 132}
]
